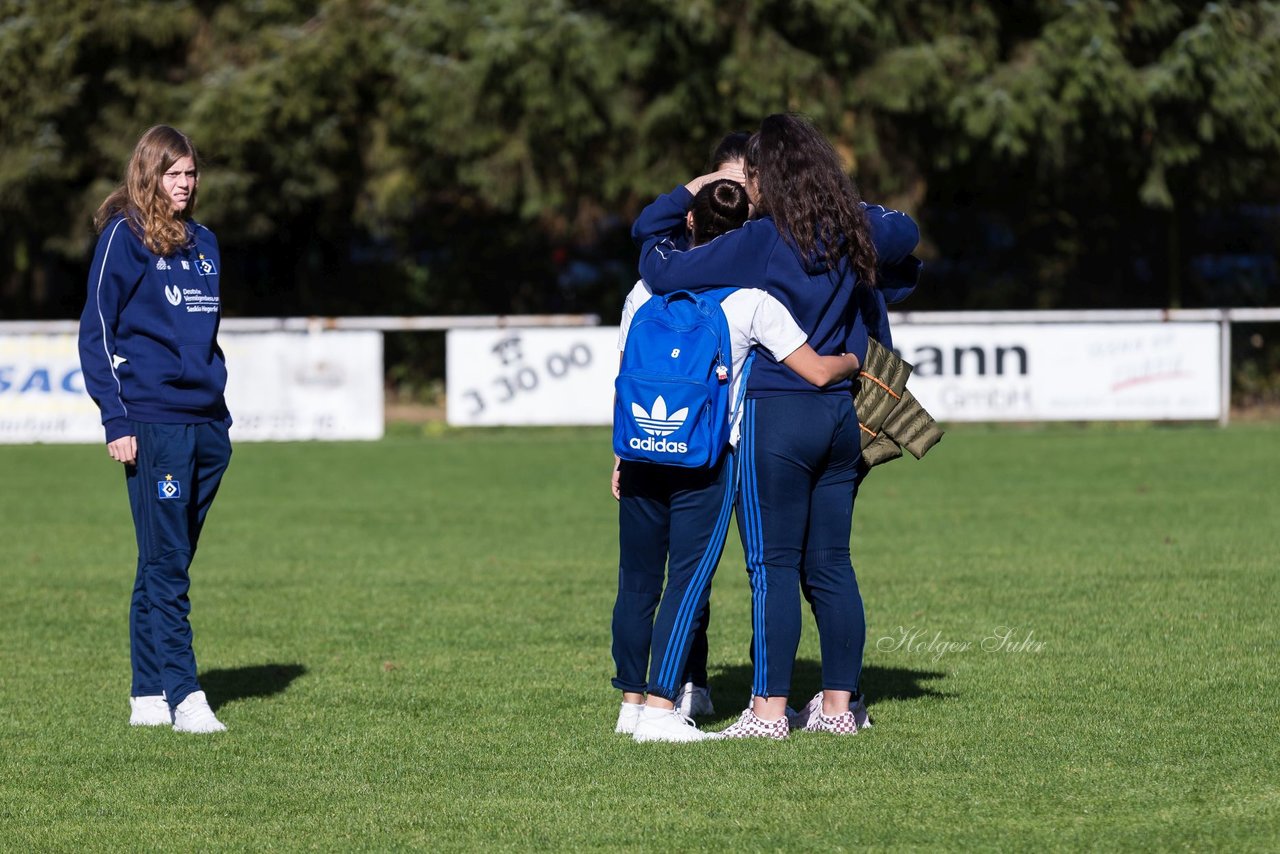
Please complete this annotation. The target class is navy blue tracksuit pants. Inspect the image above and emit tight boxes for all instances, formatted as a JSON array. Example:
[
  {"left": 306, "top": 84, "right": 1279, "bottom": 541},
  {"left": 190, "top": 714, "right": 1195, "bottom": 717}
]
[
  {"left": 737, "top": 394, "right": 865, "bottom": 699},
  {"left": 125, "top": 420, "right": 231, "bottom": 708},
  {"left": 612, "top": 451, "right": 735, "bottom": 701}
]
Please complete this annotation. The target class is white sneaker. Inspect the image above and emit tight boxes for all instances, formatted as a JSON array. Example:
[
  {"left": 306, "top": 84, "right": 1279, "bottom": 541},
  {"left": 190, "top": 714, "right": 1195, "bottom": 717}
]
[
  {"left": 172, "top": 690, "right": 226, "bottom": 733},
  {"left": 673, "top": 682, "right": 715, "bottom": 717},
  {"left": 632, "top": 707, "right": 712, "bottom": 743},
  {"left": 615, "top": 702, "right": 644, "bottom": 734},
  {"left": 129, "top": 694, "right": 172, "bottom": 727}
]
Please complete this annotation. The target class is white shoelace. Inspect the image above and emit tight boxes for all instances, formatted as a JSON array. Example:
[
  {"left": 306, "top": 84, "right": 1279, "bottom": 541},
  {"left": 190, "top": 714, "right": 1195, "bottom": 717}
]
[{"left": 673, "top": 711, "right": 699, "bottom": 729}]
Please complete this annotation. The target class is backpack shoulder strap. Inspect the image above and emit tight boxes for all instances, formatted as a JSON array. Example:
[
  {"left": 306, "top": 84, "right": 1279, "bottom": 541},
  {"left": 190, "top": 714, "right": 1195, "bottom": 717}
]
[{"left": 729, "top": 349, "right": 755, "bottom": 426}]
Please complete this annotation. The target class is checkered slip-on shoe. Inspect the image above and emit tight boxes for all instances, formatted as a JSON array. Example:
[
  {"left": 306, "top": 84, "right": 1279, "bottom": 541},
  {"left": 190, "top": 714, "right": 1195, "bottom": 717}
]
[
  {"left": 788, "top": 692, "right": 873, "bottom": 732},
  {"left": 805, "top": 709, "right": 859, "bottom": 734},
  {"left": 714, "top": 707, "right": 789, "bottom": 740},
  {"left": 786, "top": 692, "right": 823, "bottom": 730}
]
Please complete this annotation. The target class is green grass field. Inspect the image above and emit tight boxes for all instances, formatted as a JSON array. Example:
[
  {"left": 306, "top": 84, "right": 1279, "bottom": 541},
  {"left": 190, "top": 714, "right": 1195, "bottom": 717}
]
[{"left": 2, "top": 423, "right": 1278, "bottom": 850}]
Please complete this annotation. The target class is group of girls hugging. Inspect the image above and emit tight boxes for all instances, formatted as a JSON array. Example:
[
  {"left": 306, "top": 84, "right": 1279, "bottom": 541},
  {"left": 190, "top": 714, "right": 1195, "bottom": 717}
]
[
  {"left": 610, "top": 114, "right": 921, "bottom": 742},
  {"left": 82, "top": 116, "right": 916, "bottom": 740}
]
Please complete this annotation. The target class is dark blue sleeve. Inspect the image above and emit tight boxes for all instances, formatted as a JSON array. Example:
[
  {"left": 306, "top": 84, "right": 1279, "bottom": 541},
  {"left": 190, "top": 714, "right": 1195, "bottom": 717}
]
[
  {"left": 636, "top": 205, "right": 776, "bottom": 296},
  {"left": 631, "top": 185, "right": 693, "bottom": 248},
  {"left": 849, "top": 254, "right": 920, "bottom": 355},
  {"left": 78, "top": 219, "right": 143, "bottom": 443},
  {"left": 857, "top": 286, "right": 893, "bottom": 350},
  {"left": 862, "top": 203, "right": 920, "bottom": 267},
  {"left": 878, "top": 254, "right": 923, "bottom": 305}
]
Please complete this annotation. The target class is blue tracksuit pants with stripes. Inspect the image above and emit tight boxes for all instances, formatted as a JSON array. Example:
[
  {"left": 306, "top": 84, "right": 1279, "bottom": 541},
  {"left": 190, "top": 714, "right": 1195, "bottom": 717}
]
[
  {"left": 737, "top": 393, "right": 865, "bottom": 699},
  {"left": 611, "top": 450, "right": 735, "bottom": 701},
  {"left": 125, "top": 420, "right": 232, "bottom": 708}
]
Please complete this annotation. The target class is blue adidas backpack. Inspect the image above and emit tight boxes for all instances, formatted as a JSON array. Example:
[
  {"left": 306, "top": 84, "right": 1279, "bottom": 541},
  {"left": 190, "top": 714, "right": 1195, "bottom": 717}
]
[{"left": 614, "top": 288, "right": 751, "bottom": 468}]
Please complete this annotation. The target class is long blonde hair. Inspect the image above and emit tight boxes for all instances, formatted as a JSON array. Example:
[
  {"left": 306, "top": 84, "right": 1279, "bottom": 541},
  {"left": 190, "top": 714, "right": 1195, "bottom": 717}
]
[{"left": 94, "top": 125, "right": 199, "bottom": 257}]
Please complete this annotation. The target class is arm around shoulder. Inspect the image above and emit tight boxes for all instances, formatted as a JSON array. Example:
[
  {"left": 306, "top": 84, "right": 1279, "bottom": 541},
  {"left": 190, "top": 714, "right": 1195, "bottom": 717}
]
[
  {"left": 638, "top": 219, "right": 774, "bottom": 295},
  {"left": 782, "top": 346, "right": 860, "bottom": 387},
  {"left": 750, "top": 290, "right": 860, "bottom": 387},
  {"left": 631, "top": 186, "right": 694, "bottom": 248}
]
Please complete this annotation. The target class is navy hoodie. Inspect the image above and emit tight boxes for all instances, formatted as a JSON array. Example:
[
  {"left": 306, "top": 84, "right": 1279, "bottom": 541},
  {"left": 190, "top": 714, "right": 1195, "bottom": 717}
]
[
  {"left": 858, "top": 252, "right": 924, "bottom": 351},
  {"left": 78, "top": 214, "right": 230, "bottom": 443},
  {"left": 634, "top": 185, "right": 920, "bottom": 397}
]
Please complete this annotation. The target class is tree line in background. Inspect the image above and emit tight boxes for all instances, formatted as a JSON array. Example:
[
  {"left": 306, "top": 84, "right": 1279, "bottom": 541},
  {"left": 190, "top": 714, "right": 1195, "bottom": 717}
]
[{"left": 2, "top": 0, "right": 1279, "bottom": 330}]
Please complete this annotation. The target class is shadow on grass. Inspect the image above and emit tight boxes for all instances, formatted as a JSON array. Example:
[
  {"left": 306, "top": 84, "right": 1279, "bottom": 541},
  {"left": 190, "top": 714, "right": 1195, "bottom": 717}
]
[
  {"left": 200, "top": 663, "right": 307, "bottom": 708},
  {"left": 709, "top": 659, "right": 950, "bottom": 719}
]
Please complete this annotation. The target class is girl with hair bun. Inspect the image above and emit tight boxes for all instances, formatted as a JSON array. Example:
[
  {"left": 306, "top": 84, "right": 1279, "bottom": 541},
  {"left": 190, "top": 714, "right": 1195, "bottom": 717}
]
[{"left": 628, "top": 132, "right": 760, "bottom": 721}]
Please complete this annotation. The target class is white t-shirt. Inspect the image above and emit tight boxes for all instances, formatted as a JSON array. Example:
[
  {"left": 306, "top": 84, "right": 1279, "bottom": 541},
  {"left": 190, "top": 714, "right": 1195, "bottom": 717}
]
[{"left": 617, "top": 280, "right": 809, "bottom": 446}]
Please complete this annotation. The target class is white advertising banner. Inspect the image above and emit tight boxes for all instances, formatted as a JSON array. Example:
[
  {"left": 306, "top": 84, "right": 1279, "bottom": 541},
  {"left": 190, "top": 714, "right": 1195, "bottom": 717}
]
[
  {"left": 220, "top": 332, "right": 384, "bottom": 440},
  {"left": 0, "top": 333, "right": 95, "bottom": 443},
  {"left": 446, "top": 322, "right": 1223, "bottom": 425},
  {"left": 0, "top": 331, "right": 383, "bottom": 443},
  {"left": 446, "top": 328, "right": 618, "bottom": 425},
  {"left": 890, "top": 322, "right": 1222, "bottom": 421}
]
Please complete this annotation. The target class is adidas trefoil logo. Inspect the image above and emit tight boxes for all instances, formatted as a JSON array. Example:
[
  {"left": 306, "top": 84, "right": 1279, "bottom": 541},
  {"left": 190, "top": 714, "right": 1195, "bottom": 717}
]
[
  {"left": 156, "top": 258, "right": 170, "bottom": 270},
  {"left": 631, "top": 395, "right": 688, "bottom": 437}
]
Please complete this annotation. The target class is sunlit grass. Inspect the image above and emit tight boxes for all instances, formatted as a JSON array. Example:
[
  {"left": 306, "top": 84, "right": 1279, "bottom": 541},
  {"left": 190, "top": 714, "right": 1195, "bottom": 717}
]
[{"left": 1, "top": 423, "right": 1277, "bottom": 849}]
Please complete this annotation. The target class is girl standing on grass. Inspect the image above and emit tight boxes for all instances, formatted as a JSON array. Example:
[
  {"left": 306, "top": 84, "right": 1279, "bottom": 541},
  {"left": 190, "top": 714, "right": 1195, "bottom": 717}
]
[
  {"left": 612, "top": 177, "right": 865, "bottom": 742},
  {"left": 78, "top": 125, "right": 232, "bottom": 734},
  {"left": 666, "top": 131, "right": 751, "bottom": 720},
  {"left": 633, "top": 114, "right": 921, "bottom": 738}
]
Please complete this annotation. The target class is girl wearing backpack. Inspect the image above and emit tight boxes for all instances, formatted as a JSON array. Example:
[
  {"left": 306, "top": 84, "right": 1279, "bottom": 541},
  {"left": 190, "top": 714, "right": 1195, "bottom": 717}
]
[
  {"left": 633, "top": 114, "right": 921, "bottom": 738},
  {"left": 651, "top": 131, "right": 751, "bottom": 720},
  {"left": 612, "top": 178, "right": 864, "bottom": 742}
]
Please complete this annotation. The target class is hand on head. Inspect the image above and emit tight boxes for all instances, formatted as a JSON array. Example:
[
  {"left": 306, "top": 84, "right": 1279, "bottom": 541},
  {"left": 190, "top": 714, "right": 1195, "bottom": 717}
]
[{"left": 685, "top": 164, "right": 746, "bottom": 197}]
